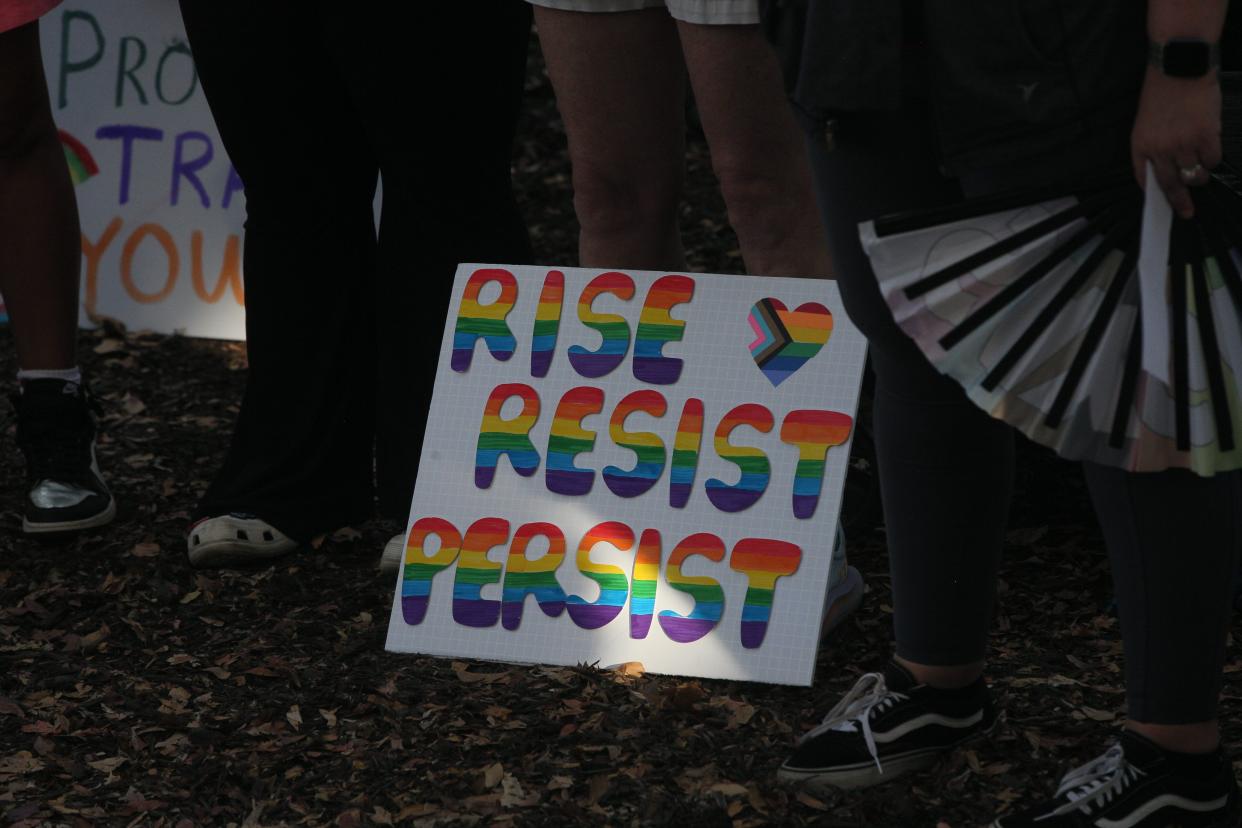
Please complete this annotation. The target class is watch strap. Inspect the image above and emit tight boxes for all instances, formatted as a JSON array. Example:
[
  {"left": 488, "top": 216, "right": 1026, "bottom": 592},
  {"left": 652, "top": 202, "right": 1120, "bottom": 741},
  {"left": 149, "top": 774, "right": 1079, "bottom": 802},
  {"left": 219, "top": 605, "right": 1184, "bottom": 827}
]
[{"left": 1148, "top": 39, "right": 1222, "bottom": 77}]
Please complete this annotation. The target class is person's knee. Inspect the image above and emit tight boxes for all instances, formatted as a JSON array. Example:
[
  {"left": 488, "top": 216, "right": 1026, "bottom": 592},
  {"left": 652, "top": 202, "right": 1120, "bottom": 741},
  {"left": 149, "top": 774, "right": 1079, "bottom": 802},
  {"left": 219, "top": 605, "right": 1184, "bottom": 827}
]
[
  {"left": 571, "top": 157, "right": 682, "bottom": 241},
  {"left": 712, "top": 154, "right": 798, "bottom": 247}
]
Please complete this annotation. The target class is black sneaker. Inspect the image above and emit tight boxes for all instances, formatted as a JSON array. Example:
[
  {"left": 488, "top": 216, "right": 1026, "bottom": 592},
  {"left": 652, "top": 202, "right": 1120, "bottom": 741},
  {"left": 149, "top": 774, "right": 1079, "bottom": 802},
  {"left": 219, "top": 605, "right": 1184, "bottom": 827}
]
[
  {"left": 993, "top": 730, "right": 1239, "bottom": 827},
  {"left": 12, "top": 378, "right": 115, "bottom": 534},
  {"left": 778, "top": 660, "right": 996, "bottom": 791}
]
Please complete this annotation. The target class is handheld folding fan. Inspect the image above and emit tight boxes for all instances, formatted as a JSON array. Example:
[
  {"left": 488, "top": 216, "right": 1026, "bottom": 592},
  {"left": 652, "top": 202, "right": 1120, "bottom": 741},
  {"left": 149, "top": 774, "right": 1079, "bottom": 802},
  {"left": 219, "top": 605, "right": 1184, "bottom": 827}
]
[{"left": 859, "top": 167, "right": 1242, "bottom": 476}]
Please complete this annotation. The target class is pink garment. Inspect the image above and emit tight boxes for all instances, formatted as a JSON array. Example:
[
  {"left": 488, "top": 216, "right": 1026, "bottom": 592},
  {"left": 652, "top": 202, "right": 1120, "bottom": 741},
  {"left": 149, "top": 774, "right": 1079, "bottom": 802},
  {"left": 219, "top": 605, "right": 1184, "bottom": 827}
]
[{"left": 0, "top": 0, "right": 61, "bottom": 34}]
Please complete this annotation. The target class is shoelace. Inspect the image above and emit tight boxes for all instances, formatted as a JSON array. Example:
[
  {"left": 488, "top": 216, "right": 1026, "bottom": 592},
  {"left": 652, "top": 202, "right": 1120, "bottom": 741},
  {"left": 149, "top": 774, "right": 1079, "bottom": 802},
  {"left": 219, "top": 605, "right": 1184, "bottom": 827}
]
[
  {"left": 1044, "top": 744, "right": 1144, "bottom": 818},
  {"left": 799, "top": 672, "right": 909, "bottom": 773}
]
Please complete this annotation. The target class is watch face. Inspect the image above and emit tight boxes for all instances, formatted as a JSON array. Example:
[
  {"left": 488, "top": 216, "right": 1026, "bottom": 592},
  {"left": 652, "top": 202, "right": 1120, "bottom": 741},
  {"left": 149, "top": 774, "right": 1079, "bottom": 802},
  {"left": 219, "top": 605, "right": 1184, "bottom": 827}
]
[{"left": 1163, "top": 40, "right": 1212, "bottom": 78}]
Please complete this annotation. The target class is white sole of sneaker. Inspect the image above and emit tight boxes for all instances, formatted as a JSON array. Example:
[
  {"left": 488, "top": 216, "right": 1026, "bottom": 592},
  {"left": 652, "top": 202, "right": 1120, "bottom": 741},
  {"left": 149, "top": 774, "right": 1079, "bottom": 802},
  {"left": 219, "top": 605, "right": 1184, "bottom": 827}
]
[
  {"left": 778, "top": 718, "right": 999, "bottom": 793},
  {"left": 22, "top": 497, "right": 117, "bottom": 534},
  {"left": 778, "top": 745, "right": 948, "bottom": 791},
  {"left": 187, "top": 515, "right": 298, "bottom": 568}
]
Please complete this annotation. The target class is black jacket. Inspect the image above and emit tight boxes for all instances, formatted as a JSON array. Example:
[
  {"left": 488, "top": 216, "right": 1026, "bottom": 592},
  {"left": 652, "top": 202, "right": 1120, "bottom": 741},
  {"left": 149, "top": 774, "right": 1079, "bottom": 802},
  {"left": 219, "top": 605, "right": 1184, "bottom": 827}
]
[{"left": 760, "top": 0, "right": 1147, "bottom": 174}]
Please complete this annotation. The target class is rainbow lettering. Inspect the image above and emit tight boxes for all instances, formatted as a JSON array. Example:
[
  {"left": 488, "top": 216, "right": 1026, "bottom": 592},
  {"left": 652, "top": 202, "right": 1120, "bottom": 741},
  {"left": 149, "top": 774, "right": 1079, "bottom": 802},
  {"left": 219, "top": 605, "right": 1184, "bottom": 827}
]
[
  {"left": 501, "top": 522, "right": 568, "bottom": 630},
  {"left": 475, "top": 384, "right": 541, "bottom": 489},
  {"left": 566, "top": 521, "right": 634, "bottom": 630},
  {"left": 629, "top": 529, "right": 662, "bottom": 639},
  {"left": 568, "top": 272, "right": 635, "bottom": 378},
  {"left": 633, "top": 275, "right": 695, "bottom": 385},
  {"left": 530, "top": 270, "right": 565, "bottom": 378},
  {"left": 603, "top": 390, "right": 668, "bottom": 498},
  {"left": 452, "top": 268, "right": 518, "bottom": 372},
  {"left": 545, "top": 386, "right": 605, "bottom": 496},
  {"left": 780, "top": 410, "right": 854, "bottom": 519},
  {"left": 669, "top": 398, "right": 704, "bottom": 509},
  {"left": 399, "top": 517, "right": 462, "bottom": 625},
  {"left": 705, "top": 404, "right": 774, "bottom": 513},
  {"left": 658, "top": 533, "right": 726, "bottom": 643},
  {"left": 729, "top": 538, "right": 802, "bottom": 648},
  {"left": 452, "top": 517, "right": 508, "bottom": 628},
  {"left": 747, "top": 299, "right": 834, "bottom": 387},
  {"left": 59, "top": 130, "right": 99, "bottom": 185}
]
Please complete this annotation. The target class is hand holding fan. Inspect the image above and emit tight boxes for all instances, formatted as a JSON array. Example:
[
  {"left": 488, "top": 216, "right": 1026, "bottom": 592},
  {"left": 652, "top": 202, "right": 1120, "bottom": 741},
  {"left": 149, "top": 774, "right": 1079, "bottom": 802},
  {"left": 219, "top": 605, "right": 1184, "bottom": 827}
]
[{"left": 858, "top": 167, "right": 1242, "bottom": 475}]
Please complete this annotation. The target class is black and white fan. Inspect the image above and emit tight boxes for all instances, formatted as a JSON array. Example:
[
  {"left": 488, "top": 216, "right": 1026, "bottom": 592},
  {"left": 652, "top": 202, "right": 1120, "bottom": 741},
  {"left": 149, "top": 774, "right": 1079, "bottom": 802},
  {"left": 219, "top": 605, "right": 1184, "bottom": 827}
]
[{"left": 859, "top": 165, "right": 1242, "bottom": 476}]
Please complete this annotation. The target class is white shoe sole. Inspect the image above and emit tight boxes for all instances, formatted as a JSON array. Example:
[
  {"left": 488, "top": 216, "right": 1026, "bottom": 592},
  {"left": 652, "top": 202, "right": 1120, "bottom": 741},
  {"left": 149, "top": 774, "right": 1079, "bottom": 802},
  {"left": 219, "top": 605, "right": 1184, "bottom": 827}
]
[
  {"left": 778, "top": 745, "right": 947, "bottom": 791},
  {"left": 778, "top": 719, "right": 999, "bottom": 793},
  {"left": 22, "top": 498, "right": 116, "bottom": 534},
  {"left": 187, "top": 515, "right": 298, "bottom": 568}
]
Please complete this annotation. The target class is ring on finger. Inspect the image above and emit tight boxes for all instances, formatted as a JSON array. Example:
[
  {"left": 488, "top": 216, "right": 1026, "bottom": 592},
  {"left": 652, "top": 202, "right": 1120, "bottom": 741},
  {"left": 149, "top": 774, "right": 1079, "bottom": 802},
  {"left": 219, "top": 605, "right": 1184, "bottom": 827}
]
[{"left": 1179, "top": 163, "right": 1206, "bottom": 183}]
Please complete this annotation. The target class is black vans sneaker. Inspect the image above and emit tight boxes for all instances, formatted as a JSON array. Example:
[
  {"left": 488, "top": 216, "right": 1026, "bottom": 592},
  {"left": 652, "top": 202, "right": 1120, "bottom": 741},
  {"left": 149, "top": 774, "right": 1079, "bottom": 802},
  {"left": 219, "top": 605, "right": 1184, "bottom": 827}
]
[
  {"left": 12, "top": 378, "right": 115, "bottom": 534},
  {"left": 993, "top": 730, "right": 1239, "bottom": 827},
  {"left": 778, "top": 660, "right": 995, "bottom": 791}
]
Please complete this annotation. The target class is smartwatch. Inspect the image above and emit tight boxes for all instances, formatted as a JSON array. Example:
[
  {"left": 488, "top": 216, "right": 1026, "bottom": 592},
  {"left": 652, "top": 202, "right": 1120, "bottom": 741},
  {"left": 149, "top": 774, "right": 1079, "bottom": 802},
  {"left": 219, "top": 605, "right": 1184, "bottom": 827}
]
[{"left": 1148, "top": 38, "right": 1222, "bottom": 78}]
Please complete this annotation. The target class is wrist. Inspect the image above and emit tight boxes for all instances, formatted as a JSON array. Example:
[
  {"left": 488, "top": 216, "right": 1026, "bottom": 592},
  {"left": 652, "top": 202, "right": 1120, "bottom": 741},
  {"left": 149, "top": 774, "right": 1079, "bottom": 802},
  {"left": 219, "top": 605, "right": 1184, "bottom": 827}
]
[{"left": 1143, "top": 63, "right": 1220, "bottom": 91}]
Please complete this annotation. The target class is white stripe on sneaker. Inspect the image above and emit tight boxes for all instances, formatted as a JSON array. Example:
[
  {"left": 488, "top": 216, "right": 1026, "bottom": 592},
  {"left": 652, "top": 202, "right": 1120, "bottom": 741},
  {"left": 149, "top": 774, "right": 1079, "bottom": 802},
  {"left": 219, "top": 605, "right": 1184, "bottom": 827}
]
[
  {"left": 871, "top": 710, "right": 985, "bottom": 744},
  {"left": 1092, "top": 794, "right": 1229, "bottom": 828}
]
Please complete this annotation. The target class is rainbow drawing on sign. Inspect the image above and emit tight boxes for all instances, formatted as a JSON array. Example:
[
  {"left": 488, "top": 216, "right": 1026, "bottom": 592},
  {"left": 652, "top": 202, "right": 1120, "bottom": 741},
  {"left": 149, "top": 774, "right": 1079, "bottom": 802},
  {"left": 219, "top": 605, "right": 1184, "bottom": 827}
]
[
  {"left": 453, "top": 517, "right": 508, "bottom": 628},
  {"left": 475, "top": 384, "right": 541, "bottom": 488},
  {"left": 603, "top": 390, "right": 668, "bottom": 498},
  {"left": 453, "top": 268, "right": 518, "bottom": 372},
  {"left": 630, "top": 529, "right": 662, "bottom": 639},
  {"left": 633, "top": 274, "right": 694, "bottom": 385},
  {"left": 501, "top": 522, "right": 568, "bottom": 630},
  {"left": 669, "top": 398, "right": 704, "bottom": 508},
  {"left": 566, "top": 521, "right": 634, "bottom": 630},
  {"left": 530, "top": 270, "right": 565, "bottom": 378},
  {"left": 568, "top": 271, "right": 635, "bottom": 378},
  {"left": 747, "top": 299, "right": 833, "bottom": 387},
  {"left": 705, "top": 404, "right": 774, "bottom": 513},
  {"left": 781, "top": 409, "right": 854, "bottom": 519},
  {"left": 658, "top": 533, "right": 725, "bottom": 643},
  {"left": 59, "top": 130, "right": 99, "bottom": 185},
  {"left": 730, "top": 538, "right": 802, "bottom": 648},
  {"left": 546, "top": 386, "right": 604, "bottom": 496},
  {"left": 400, "top": 517, "right": 462, "bottom": 625}
]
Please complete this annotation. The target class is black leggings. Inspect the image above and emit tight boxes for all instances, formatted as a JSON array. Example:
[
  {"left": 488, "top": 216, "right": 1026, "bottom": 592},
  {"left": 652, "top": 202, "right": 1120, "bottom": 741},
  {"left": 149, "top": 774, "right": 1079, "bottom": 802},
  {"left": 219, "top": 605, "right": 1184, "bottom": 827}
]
[
  {"left": 178, "top": 2, "right": 534, "bottom": 538},
  {"left": 806, "top": 102, "right": 1242, "bottom": 724}
]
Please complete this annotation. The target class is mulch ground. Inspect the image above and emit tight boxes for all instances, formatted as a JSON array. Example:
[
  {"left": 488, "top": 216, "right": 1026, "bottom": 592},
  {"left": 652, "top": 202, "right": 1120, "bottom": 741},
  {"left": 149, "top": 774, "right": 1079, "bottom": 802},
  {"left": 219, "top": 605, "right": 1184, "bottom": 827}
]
[{"left": 3, "top": 39, "right": 1242, "bottom": 828}]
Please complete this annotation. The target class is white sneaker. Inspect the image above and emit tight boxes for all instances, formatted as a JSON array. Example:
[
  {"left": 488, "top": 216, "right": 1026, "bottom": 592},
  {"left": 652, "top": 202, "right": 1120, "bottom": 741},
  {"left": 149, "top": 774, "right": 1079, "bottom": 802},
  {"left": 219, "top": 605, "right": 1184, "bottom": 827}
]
[
  {"left": 187, "top": 512, "right": 298, "bottom": 568},
  {"left": 379, "top": 532, "right": 404, "bottom": 574}
]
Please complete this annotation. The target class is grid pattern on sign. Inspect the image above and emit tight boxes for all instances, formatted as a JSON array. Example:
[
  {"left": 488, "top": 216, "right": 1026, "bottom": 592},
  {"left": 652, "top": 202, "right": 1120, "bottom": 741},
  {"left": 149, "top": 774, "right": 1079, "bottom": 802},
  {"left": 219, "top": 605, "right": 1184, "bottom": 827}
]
[{"left": 385, "top": 264, "right": 869, "bottom": 685}]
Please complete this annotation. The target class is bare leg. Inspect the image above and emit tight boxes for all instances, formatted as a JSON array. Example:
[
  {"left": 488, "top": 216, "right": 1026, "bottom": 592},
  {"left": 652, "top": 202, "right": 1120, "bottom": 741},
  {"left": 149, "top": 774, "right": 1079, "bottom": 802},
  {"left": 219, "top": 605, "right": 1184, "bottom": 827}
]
[
  {"left": 677, "top": 21, "right": 831, "bottom": 278},
  {"left": 894, "top": 656, "right": 984, "bottom": 690},
  {"left": 533, "top": 6, "right": 688, "bottom": 270},
  {"left": 1127, "top": 721, "right": 1219, "bottom": 754},
  {"left": 0, "top": 21, "right": 80, "bottom": 371}
]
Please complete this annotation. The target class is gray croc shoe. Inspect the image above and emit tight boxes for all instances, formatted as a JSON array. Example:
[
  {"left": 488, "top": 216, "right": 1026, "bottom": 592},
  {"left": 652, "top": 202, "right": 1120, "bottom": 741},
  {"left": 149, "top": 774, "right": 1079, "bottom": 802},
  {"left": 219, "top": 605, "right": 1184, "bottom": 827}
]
[
  {"left": 379, "top": 532, "right": 404, "bottom": 574},
  {"left": 187, "top": 512, "right": 298, "bottom": 568},
  {"left": 821, "top": 524, "right": 864, "bottom": 638}
]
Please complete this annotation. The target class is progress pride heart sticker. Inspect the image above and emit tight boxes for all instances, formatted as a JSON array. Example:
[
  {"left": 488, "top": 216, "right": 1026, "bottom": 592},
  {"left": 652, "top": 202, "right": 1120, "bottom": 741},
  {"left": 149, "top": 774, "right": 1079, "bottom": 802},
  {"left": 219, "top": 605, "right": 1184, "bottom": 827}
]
[{"left": 747, "top": 299, "right": 833, "bottom": 387}]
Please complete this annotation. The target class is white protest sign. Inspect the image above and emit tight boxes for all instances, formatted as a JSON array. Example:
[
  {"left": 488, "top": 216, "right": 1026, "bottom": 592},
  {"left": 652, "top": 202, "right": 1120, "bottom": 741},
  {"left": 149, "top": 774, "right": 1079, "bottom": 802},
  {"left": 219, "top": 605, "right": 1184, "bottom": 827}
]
[
  {"left": 384, "top": 264, "right": 867, "bottom": 686},
  {"left": 28, "top": 4, "right": 246, "bottom": 339}
]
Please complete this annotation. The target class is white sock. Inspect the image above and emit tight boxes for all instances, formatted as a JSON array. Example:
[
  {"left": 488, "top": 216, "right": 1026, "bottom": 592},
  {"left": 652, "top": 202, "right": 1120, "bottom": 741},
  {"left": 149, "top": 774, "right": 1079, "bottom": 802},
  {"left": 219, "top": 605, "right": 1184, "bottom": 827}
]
[{"left": 17, "top": 367, "right": 82, "bottom": 391}]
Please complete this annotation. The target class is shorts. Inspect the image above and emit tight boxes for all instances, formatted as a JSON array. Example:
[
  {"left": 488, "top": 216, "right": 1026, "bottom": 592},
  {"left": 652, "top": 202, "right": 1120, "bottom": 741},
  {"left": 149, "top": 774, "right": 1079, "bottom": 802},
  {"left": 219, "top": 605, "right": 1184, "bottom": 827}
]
[
  {"left": 0, "top": 0, "right": 61, "bottom": 34},
  {"left": 526, "top": 0, "right": 759, "bottom": 26}
]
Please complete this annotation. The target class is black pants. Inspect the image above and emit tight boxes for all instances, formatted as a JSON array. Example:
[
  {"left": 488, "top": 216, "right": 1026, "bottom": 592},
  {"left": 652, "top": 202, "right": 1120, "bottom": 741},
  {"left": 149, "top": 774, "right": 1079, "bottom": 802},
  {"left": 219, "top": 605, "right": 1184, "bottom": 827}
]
[
  {"left": 807, "top": 102, "right": 1242, "bottom": 724},
  {"left": 179, "top": 2, "right": 534, "bottom": 539}
]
